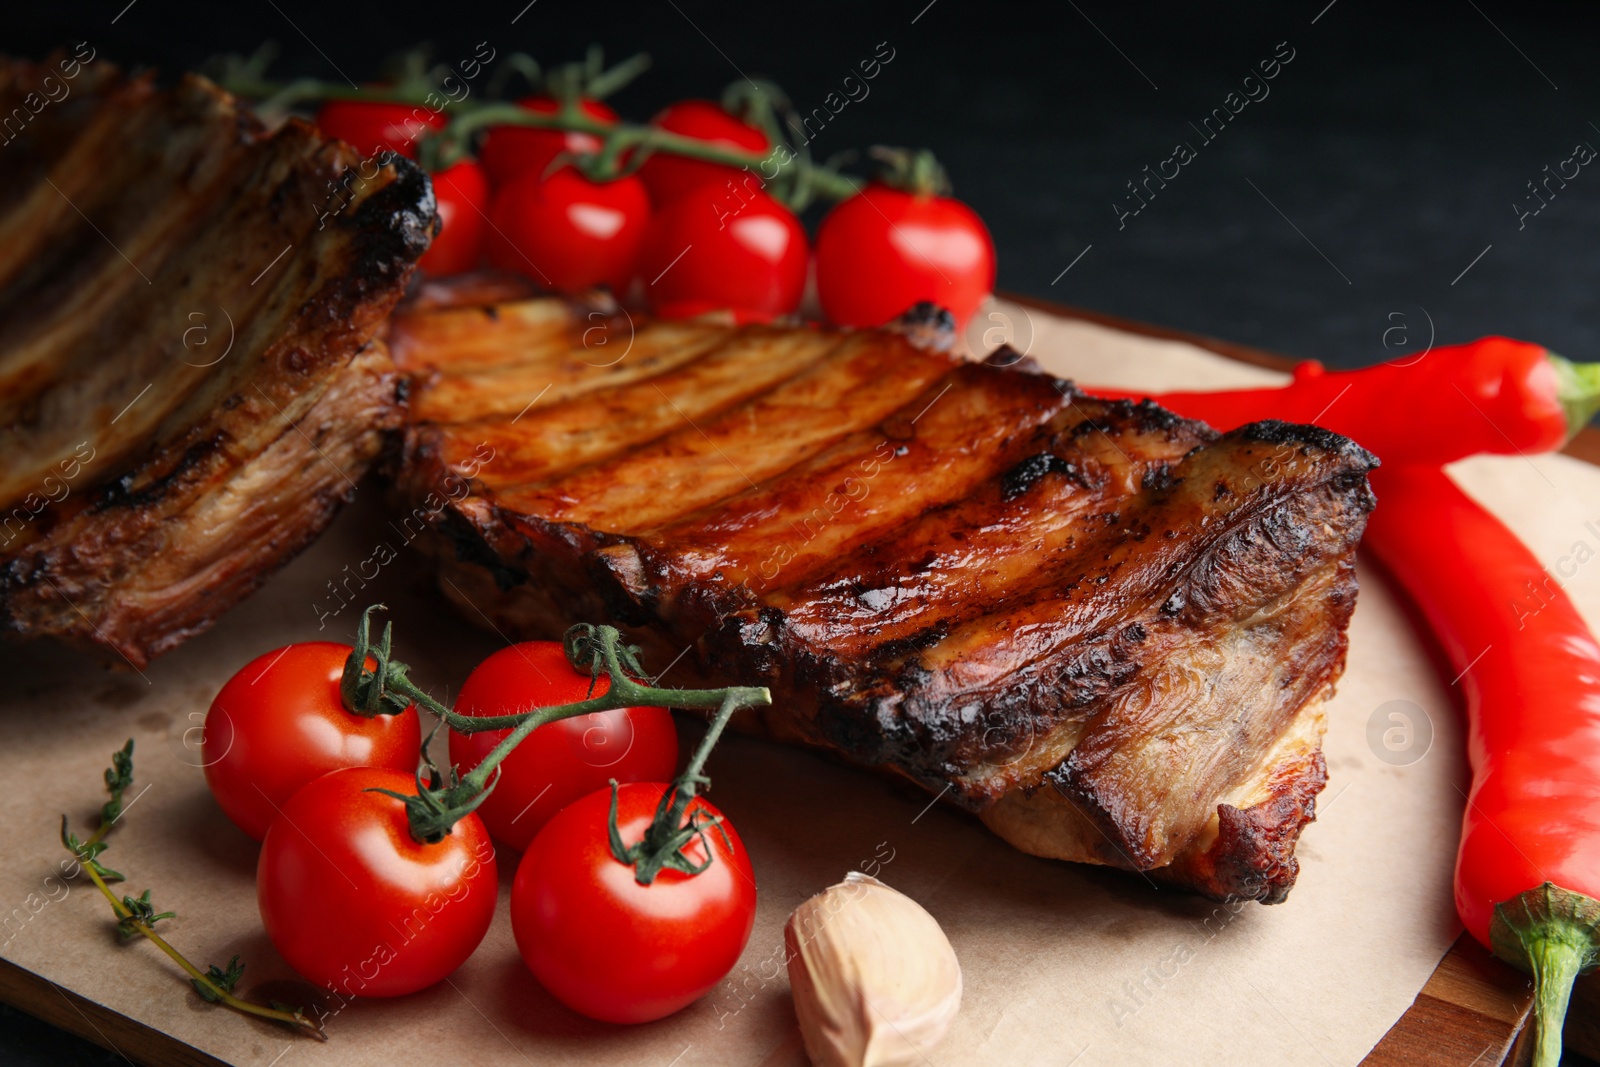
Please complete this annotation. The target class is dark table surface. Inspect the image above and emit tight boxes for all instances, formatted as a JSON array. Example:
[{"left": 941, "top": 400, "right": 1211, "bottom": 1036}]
[{"left": 6, "top": 1, "right": 1600, "bottom": 1063}]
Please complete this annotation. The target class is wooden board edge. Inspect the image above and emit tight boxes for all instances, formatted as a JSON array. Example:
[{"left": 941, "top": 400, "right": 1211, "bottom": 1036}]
[
  {"left": 1359, "top": 935, "right": 1533, "bottom": 1067},
  {"left": 0, "top": 954, "right": 228, "bottom": 1067}
]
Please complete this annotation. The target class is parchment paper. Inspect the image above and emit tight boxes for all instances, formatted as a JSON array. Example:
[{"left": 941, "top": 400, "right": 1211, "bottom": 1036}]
[{"left": 5, "top": 298, "right": 1591, "bottom": 1067}]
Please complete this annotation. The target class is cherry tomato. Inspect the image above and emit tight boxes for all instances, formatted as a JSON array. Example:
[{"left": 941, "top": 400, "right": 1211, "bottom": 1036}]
[
  {"left": 257, "top": 767, "right": 498, "bottom": 997},
  {"left": 202, "top": 643, "right": 420, "bottom": 841},
  {"left": 314, "top": 100, "right": 444, "bottom": 160},
  {"left": 485, "top": 167, "right": 651, "bottom": 293},
  {"left": 816, "top": 183, "right": 996, "bottom": 330},
  {"left": 511, "top": 782, "right": 756, "bottom": 1023},
  {"left": 637, "top": 183, "right": 808, "bottom": 322},
  {"left": 448, "top": 641, "right": 677, "bottom": 851},
  {"left": 479, "top": 96, "right": 619, "bottom": 188},
  {"left": 419, "top": 159, "right": 490, "bottom": 275},
  {"left": 638, "top": 100, "right": 769, "bottom": 207}
]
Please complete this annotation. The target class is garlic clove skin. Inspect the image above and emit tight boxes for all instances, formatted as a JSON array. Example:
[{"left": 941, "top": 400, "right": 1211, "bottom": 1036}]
[{"left": 785, "top": 872, "right": 962, "bottom": 1067}]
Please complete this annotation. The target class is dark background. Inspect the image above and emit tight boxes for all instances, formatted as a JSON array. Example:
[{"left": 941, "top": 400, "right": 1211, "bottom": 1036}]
[
  {"left": 6, "top": 1, "right": 1598, "bottom": 1063},
  {"left": 15, "top": 0, "right": 1600, "bottom": 370}
]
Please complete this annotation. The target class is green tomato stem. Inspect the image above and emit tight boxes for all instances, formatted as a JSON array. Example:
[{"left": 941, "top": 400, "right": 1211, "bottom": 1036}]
[
  {"left": 343, "top": 606, "right": 770, "bottom": 846},
  {"left": 218, "top": 71, "right": 863, "bottom": 204},
  {"left": 679, "top": 686, "right": 742, "bottom": 786},
  {"left": 607, "top": 690, "right": 745, "bottom": 885},
  {"left": 579, "top": 51, "right": 652, "bottom": 101},
  {"left": 868, "top": 145, "right": 951, "bottom": 197},
  {"left": 434, "top": 101, "right": 858, "bottom": 196}
]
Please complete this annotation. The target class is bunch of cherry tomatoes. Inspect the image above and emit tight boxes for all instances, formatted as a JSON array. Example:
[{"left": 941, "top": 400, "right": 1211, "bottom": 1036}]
[
  {"left": 315, "top": 90, "right": 996, "bottom": 329},
  {"left": 202, "top": 637, "right": 754, "bottom": 1024}
]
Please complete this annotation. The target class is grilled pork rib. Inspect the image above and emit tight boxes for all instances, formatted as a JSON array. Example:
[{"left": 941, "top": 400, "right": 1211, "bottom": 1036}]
[
  {"left": 390, "top": 290, "right": 1376, "bottom": 903},
  {"left": 0, "top": 57, "right": 434, "bottom": 665}
]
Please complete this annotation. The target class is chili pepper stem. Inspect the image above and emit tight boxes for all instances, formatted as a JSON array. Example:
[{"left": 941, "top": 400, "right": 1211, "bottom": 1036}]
[
  {"left": 1489, "top": 882, "right": 1600, "bottom": 1067},
  {"left": 1527, "top": 937, "right": 1585, "bottom": 1067},
  {"left": 1550, "top": 352, "right": 1600, "bottom": 441}
]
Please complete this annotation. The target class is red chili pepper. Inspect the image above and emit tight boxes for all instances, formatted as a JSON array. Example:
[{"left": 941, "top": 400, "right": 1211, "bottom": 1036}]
[
  {"left": 1364, "top": 466, "right": 1600, "bottom": 1067},
  {"left": 1091, "top": 349, "right": 1600, "bottom": 1065},
  {"left": 1085, "top": 337, "right": 1600, "bottom": 465}
]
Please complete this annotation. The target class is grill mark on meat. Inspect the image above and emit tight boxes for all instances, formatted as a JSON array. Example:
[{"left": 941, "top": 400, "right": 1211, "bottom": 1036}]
[
  {"left": 0, "top": 59, "right": 432, "bottom": 664},
  {"left": 760, "top": 403, "right": 1206, "bottom": 663},
  {"left": 0, "top": 85, "right": 405, "bottom": 504},
  {"left": 461, "top": 326, "right": 843, "bottom": 498},
  {"left": 863, "top": 433, "right": 1370, "bottom": 732},
  {"left": 93, "top": 433, "right": 230, "bottom": 511},
  {"left": 389, "top": 295, "right": 1378, "bottom": 903},
  {"left": 520, "top": 331, "right": 956, "bottom": 532},
  {"left": 409, "top": 321, "right": 729, "bottom": 425},
  {"left": 1001, "top": 451, "right": 1080, "bottom": 501},
  {"left": 602, "top": 362, "right": 1072, "bottom": 598},
  {"left": 0, "top": 60, "right": 121, "bottom": 216},
  {"left": 408, "top": 316, "right": 732, "bottom": 423}
]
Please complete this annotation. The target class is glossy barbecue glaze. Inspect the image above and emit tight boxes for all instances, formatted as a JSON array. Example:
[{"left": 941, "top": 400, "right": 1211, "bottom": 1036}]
[{"left": 391, "top": 289, "right": 1376, "bottom": 903}]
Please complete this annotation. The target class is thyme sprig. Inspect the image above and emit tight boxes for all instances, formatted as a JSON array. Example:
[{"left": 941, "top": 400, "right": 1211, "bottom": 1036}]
[{"left": 61, "top": 741, "right": 324, "bottom": 1040}]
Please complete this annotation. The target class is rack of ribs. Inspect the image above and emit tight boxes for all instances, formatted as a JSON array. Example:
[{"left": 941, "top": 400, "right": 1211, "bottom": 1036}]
[
  {"left": 388, "top": 286, "right": 1377, "bottom": 903},
  {"left": 0, "top": 55, "right": 435, "bottom": 666}
]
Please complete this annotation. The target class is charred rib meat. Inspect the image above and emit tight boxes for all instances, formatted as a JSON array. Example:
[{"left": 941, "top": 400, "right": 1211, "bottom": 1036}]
[
  {"left": 390, "top": 291, "right": 1376, "bottom": 903},
  {"left": 0, "top": 57, "right": 434, "bottom": 666}
]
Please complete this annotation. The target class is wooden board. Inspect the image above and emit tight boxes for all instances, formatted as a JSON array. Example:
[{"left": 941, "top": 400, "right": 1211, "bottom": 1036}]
[{"left": 2, "top": 294, "right": 1595, "bottom": 1067}]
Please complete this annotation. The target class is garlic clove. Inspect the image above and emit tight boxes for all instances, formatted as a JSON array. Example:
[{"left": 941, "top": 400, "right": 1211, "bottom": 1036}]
[{"left": 785, "top": 872, "right": 962, "bottom": 1067}]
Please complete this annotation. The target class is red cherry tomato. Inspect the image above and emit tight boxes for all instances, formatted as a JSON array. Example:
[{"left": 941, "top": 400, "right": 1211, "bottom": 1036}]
[
  {"left": 479, "top": 96, "right": 619, "bottom": 188},
  {"left": 816, "top": 183, "right": 996, "bottom": 330},
  {"left": 637, "top": 183, "right": 808, "bottom": 322},
  {"left": 448, "top": 642, "right": 677, "bottom": 851},
  {"left": 419, "top": 159, "right": 490, "bottom": 275},
  {"left": 201, "top": 643, "right": 420, "bottom": 841},
  {"left": 257, "top": 767, "right": 498, "bottom": 997},
  {"left": 511, "top": 782, "right": 756, "bottom": 1023},
  {"left": 485, "top": 167, "right": 651, "bottom": 293},
  {"left": 639, "top": 100, "right": 769, "bottom": 207},
  {"left": 314, "top": 100, "right": 445, "bottom": 160}
]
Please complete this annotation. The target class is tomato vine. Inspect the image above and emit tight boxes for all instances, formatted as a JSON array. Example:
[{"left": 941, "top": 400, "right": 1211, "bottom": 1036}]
[
  {"left": 209, "top": 44, "right": 939, "bottom": 210},
  {"left": 341, "top": 606, "right": 769, "bottom": 878}
]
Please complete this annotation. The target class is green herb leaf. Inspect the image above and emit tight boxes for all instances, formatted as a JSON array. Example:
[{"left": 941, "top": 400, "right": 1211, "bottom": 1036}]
[
  {"left": 193, "top": 956, "right": 245, "bottom": 1002},
  {"left": 101, "top": 739, "right": 134, "bottom": 826},
  {"left": 117, "top": 889, "right": 175, "bottom": 939},
  {"left": 59, "top": 816, "right": 124, "bottom": 882}
]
